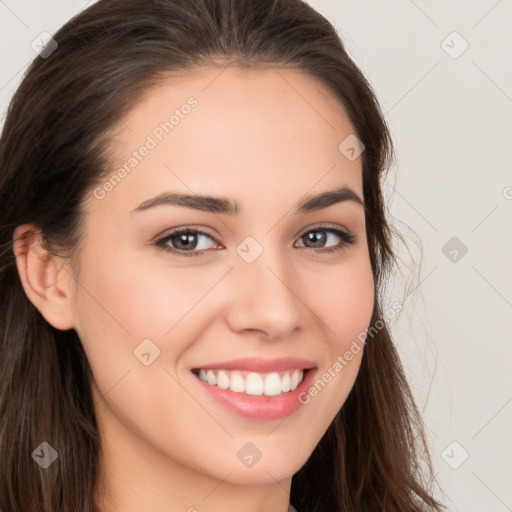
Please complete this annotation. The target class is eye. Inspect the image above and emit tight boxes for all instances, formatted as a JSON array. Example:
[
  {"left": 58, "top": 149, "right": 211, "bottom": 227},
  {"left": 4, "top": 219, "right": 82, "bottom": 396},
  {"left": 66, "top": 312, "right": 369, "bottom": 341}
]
[
  {"left": 154, "top": 224, "right": 356, "bottom": 257},
  {"left": 155, "top": 228, "right": 220, "bottom": 257},
  {"left": 295, "top": 224, "right": 356, "bottom": 253}
]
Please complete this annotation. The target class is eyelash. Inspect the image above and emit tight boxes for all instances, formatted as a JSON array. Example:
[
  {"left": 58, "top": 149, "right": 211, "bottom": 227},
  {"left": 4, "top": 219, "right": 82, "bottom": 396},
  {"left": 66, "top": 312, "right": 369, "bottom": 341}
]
[{"left": 154, "top": 224, "right": 356, "bottom": 258}]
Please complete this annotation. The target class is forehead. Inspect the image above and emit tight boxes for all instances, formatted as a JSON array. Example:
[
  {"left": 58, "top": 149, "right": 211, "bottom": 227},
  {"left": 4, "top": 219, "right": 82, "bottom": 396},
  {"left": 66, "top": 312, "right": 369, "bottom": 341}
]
[{"left": 95, "top": 66, "right": 363, "bottom": 215}]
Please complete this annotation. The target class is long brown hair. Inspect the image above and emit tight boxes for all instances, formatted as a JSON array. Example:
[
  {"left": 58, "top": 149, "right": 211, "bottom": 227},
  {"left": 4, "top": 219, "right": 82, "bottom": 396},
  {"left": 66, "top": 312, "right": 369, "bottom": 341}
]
[{"left": 0, "top": 0, "right": 444, "bottom": 510}]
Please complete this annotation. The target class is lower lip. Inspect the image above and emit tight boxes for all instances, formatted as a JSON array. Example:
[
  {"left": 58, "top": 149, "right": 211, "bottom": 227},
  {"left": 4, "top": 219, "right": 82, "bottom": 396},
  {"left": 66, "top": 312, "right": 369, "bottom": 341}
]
[{"left": 192, "top": 368, "right": 317, "bottom": 420}]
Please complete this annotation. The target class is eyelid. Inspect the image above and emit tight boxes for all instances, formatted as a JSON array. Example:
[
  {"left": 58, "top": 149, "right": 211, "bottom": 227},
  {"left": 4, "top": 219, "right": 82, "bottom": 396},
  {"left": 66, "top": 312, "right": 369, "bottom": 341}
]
[
  {"left": 293, "top": 222, "right": 352, "bottom": 240},
  {"left": 155, "top": 225, "right": 219, "bottom": 244}
]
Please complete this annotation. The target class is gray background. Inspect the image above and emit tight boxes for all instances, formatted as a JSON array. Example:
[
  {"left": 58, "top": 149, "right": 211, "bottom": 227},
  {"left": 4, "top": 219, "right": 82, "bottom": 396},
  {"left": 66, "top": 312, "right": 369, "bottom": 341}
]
[{"left": 1, "top": 1, "right": 511, "bottom": 510}]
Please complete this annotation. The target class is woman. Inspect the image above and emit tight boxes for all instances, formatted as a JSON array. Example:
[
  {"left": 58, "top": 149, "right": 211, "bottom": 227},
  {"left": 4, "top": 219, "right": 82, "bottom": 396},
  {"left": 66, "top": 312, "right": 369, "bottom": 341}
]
[{"left": 0, "top": 0, "right": 444, "bottom": 510}]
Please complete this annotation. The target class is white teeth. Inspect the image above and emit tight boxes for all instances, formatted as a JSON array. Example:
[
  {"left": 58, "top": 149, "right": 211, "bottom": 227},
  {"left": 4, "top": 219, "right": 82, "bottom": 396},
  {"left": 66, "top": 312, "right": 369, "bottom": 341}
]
[
  {"left": 206, "top": 369, "right": 217, "bottom": 385},
  {"left": 196, "top": 368, "right": 305, "bottom": 396},
  {"left": 245, "top": 373, "right": 264, "bottom": 395},
  {"left": 230, "top": 372, "right": 245, "bottom": 393},
  {"left": 264, "top": 372, "right": 282, "bottom": 396},
  {"left": 216, "top": 370, "right": 230, "bottom": 389},
  {"left": 281, "top": 373, "right": 291, "bottom": 392},
  {"left": 290, "top": 369, "right": 301, "bottom": 390}
]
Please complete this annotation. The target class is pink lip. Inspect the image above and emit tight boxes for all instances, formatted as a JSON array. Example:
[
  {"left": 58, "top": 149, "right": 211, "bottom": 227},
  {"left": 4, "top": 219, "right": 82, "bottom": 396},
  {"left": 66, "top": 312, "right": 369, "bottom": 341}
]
[
  {"left": 191, "top": 366, "right": 318, "bottom": 420},
  {"left": 191, "top": 356, "right": 316, "bottom": 373}
]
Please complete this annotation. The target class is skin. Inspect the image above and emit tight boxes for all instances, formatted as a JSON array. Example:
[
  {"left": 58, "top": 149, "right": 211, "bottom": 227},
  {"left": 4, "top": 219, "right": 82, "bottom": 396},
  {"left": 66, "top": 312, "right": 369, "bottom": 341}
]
[{"left": 14, "top": 66, "right": 375, "bottom": 512}]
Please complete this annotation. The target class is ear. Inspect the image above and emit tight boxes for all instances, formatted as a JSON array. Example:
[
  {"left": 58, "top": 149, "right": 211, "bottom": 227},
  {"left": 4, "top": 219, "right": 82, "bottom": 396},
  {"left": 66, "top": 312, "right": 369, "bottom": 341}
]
[{"left": 12, "top": 224, "right": 76, "bottom": 330}]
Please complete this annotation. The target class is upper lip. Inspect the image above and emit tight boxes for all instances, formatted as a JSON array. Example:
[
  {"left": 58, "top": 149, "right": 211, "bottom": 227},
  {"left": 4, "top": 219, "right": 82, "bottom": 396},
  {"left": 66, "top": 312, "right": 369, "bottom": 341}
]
[{"left": 191, "top": 357, "right": 316, "bottom": 373}]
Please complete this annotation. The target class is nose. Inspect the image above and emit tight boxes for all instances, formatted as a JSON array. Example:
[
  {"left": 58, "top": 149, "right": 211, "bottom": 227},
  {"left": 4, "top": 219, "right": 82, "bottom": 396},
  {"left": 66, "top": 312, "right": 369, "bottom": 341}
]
[{"left": 225, "top": 245, "right": 303, "bottom": 340}]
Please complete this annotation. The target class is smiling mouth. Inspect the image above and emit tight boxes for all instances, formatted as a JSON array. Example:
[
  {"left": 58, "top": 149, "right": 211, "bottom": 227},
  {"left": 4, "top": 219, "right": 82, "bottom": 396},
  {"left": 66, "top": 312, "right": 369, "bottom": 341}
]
[{"left": 191, "top": 368, "right": 312, "bottom": 397}]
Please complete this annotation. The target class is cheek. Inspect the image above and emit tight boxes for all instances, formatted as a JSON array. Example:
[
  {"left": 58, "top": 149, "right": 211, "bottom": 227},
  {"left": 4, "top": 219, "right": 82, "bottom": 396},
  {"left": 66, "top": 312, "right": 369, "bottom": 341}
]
[
  {"left": 262, "top": 253, "right": 375, "bottom": 479},
  {"left": 74, "top": 246, "right": 218, "bottom": 341},
  {"left": 71, "top": 247, "right": 230, "bottom": 412},
  {"left": 300, "top": 252, "right": 374, "bottom": 410},
  {"left": 314, "top": 254, "right": 375, "bottom": 349}
]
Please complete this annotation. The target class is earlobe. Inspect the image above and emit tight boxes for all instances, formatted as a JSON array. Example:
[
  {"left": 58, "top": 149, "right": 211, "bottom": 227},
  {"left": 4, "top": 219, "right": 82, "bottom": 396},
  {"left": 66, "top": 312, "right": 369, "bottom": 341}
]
[{"left": 12, "top": 224, "right": 76, "bottom": 331}]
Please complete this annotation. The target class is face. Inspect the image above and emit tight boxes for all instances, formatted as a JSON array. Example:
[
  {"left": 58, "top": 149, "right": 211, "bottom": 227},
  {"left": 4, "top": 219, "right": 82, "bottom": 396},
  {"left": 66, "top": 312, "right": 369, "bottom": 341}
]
[{"left": 72, "top": 66, "right": 374, "bottom": 490}]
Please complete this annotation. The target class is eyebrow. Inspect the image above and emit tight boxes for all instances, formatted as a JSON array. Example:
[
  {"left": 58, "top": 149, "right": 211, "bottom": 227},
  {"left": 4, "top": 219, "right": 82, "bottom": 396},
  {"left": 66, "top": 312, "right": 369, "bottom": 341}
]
[{"left": 130, "top": 185, "right": 364, "bottom": 216}]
